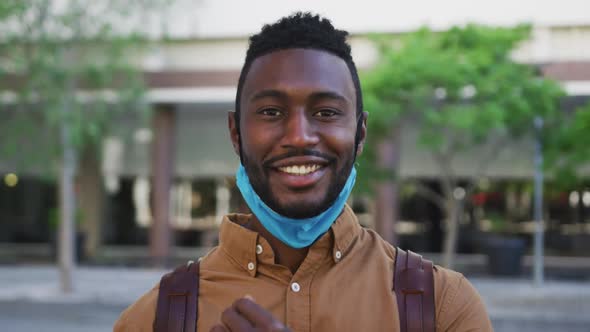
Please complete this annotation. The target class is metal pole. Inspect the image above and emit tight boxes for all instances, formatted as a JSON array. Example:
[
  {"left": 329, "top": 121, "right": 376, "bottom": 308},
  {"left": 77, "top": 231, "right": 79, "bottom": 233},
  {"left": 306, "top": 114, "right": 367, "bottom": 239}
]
[{"left": 533, "top": 116, "right": 544, "bottom": 286}]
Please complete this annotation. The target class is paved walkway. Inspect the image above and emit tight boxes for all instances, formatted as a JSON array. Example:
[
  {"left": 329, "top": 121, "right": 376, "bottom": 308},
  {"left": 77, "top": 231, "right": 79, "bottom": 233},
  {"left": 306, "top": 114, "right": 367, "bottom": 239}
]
[
  {"left": 0, "top": 265, "right": 165, "bottom": 306},
  {"left": 471, "top": 278, "right": 590, "bottom": 331},
  {"left": 0, "top": 265, "right": 589, "bottom": 331}
]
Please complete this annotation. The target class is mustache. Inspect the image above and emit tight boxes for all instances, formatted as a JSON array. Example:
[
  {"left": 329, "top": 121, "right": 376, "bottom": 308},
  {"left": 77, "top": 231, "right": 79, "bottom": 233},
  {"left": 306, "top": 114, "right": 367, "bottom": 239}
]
[{"left": 263, "top": 149, "right": 336, "bottom": 167}]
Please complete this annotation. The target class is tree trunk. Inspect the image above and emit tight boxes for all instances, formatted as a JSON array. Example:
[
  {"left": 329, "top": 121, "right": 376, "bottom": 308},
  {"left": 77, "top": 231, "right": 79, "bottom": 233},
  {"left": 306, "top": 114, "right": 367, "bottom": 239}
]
[
  {"left": 442, "top": 197, "right": 462, "bottom": 268},
  {"left": 374, "top": 128, "right": 401, "bottom": 245},
  {"left": 77, "top": 144, "right": 103, "bottom": 258},
  {"left": 59, "top": 122, "right": 77, "bottom": 293}
]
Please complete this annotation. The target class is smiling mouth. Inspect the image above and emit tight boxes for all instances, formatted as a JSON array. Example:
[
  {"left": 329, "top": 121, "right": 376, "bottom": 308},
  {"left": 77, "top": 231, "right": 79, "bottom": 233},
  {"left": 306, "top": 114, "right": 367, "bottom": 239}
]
[{"left": 277, "top": 164, "right": 323, "bottom": 176}]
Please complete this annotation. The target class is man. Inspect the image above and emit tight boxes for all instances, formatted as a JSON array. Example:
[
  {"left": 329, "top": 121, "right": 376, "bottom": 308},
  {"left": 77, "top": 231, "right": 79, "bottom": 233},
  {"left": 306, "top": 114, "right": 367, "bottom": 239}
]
[{"left": 114, "top": 13, "right": 492, "bottom": 332}]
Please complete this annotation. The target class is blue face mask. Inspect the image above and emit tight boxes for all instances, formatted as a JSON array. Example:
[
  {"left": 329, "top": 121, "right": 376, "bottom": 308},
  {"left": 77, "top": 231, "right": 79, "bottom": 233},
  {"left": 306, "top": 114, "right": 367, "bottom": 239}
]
[{"left": 235, "top": 164, "right": 357, "bottom": 249}]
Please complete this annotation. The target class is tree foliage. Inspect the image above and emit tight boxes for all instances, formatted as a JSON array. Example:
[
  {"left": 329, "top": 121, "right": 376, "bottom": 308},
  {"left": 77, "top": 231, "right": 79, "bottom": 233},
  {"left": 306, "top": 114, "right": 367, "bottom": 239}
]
[
  {"left": 545, "top": 102, "right": 590, "bottom": 187},
  {"left": 359, "top": 24, "right": 564, "bottom": 186},
  {"left": 0, "top": 0, "right": 165, "bottom": 174}
]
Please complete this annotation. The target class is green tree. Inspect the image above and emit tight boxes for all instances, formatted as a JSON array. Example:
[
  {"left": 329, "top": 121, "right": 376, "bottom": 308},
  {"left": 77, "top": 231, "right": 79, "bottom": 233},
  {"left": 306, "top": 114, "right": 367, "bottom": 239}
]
[
  {"left": 546, "top": 102, "right": 590, "bottom": 185},
  {"left": 359, "top": 25, "right": 565, "bottom": 268},
  {"left": 0, "top": 0, "right": 168, "bottom": 292}
]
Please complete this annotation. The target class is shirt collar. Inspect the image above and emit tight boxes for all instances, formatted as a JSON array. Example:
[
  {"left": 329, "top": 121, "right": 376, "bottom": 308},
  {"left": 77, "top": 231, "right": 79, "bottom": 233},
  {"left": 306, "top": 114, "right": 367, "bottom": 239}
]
[
  {"left": 329, "top": 204, "right": 361, "bottom": 262},
  {"left": 218, "top": 204, "right": 362, "bottom": 274},
  {"left": 218, "top": 213, "right": 261, "bottom": 277}
]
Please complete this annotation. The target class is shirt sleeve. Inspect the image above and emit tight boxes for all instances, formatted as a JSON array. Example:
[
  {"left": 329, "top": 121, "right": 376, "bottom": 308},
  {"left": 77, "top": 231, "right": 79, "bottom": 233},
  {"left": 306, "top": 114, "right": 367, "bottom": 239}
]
[
  {"left": 113, "top": 319, "right": 139, "bottom": 332},
  {"left": 435, "top": 268, "right": 493, "bottom": 332},
  {"left": 113, "top": 285, "right": 159, "bottom": 332}
]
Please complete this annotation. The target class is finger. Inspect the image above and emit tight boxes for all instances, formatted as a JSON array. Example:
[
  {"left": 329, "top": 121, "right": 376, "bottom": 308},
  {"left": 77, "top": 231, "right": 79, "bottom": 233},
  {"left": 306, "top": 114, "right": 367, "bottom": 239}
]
[
  {"left": 220, "top": 307, "right": 254, "bottom": 331},
  {"left": 209, "top": 324, "right": 228, "bottom": 332},
  {"left": 233, "top": 298, "right": 285, "bottom": 329}
]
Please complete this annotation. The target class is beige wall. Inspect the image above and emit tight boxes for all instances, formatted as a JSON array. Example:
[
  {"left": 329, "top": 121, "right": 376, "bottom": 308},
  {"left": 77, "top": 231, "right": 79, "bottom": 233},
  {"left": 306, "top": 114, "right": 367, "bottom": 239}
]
[{"left": 140, "top": 25, "right": 590, "bottom": 105}]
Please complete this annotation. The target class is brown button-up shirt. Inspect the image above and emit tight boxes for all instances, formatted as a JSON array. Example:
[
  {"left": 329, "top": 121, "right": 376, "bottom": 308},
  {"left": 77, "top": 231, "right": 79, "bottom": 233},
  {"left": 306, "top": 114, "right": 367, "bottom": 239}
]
[{"left": 114, "top": 205, "right": 492, "bottom": 331}]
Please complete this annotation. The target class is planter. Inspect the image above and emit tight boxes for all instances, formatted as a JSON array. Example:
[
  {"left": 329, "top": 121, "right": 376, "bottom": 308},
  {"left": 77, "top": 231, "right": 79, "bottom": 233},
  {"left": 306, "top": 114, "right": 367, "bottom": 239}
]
[
  {"left": 572, "top": 234, "right": 590, "bottom": 254},
  {"left": 484, "top": 235, "right": 526, "bottom": 276}
]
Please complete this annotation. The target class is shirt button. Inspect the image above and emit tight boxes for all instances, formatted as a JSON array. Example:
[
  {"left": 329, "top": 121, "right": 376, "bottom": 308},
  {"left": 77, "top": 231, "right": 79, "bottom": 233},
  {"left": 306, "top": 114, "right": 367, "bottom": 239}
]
[
  {"left": 335, "top": 250, "right": 342, "bottom": 261},
  {"left": 256, "top": 244, "right": 263, "bottom": 255},
  {"left": 247, "top": 262, "right": 255, "bottom": 271},
  {"left": 291, "top": 282, "right": 301, "bottom": 293}
]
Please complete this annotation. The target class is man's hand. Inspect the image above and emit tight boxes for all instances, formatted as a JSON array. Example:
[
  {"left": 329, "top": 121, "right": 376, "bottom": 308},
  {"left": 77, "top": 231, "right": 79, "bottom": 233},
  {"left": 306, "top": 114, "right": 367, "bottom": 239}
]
[{"left": 210, "top": 297, "right": 291, "bottom": 332}]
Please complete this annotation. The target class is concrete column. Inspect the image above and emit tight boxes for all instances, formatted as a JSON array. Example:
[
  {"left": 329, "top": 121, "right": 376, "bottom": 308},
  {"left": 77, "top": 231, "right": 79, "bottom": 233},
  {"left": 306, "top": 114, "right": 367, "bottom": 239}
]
[
  {"left": 375, "top": 128, "right": 401, "bottom": 245},
  {"left": 78, "top": 144, "right": 103, "bottom": 258},
  {"left": 150, "top": 104, "right": 176, "bottom": 266}
]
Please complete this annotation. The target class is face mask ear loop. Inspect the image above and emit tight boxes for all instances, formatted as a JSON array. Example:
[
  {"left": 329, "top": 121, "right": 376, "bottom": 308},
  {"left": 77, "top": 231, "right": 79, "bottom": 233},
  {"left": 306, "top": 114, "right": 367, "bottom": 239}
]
[
  {"left": 354, "top": 112, "right": 364, "bottom": 158},
  {"left": 235, "top": 111, "right": 245, "bottom": 165}
]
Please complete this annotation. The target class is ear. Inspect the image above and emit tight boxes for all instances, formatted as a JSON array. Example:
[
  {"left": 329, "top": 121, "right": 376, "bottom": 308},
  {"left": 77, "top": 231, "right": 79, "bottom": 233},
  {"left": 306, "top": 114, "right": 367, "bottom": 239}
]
[
  {"left": 355, "top": 111, "right": 368, "bottom": 157},
  {"left": 228, "top": 111, "right": 241, "bottom": 156}
]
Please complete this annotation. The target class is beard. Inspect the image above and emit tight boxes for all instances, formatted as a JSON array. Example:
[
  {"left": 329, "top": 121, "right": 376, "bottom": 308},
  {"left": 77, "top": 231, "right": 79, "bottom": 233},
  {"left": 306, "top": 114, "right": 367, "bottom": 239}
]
[{"left": 242, "top": 149, "right": 355, "bottom": 219}]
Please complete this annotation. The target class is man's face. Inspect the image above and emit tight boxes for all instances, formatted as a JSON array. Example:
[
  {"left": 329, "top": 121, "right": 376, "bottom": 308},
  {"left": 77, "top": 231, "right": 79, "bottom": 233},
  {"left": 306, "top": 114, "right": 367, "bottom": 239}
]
[{"left": 229, "top": 48, "right": 367, "bottom": 219}]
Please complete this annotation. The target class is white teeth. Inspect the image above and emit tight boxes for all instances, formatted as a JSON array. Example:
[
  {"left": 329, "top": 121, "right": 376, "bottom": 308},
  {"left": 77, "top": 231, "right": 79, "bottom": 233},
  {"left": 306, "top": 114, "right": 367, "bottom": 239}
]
[{"left": 279, "top": 164, "right": 321, "bottom": 175}]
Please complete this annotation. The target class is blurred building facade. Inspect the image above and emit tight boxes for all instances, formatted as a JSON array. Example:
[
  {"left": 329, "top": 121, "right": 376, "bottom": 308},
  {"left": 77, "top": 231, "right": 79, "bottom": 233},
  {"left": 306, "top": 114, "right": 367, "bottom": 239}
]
[{"left": 1, "top": 0, "right": 590, "bottom": 257}]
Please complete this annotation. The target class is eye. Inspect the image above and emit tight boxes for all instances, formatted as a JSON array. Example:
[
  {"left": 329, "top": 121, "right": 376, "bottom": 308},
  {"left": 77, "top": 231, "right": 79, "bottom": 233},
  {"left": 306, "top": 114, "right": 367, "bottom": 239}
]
[
  {"left": 314, "top": 108, "right": 339, "bottom": 118},
  {"left": 258, "top": 107, "right": 283, "bottom": 117}
]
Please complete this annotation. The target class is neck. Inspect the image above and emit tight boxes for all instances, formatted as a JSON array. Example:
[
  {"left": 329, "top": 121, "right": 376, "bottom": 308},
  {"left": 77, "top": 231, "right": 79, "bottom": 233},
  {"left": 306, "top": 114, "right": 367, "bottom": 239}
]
[{"left": 247, "top": 215, "right": 309, "bottom": 274}]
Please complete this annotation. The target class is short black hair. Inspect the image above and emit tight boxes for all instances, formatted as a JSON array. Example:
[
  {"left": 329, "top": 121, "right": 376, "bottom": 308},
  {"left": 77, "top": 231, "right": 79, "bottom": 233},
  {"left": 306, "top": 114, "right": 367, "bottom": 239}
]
[{"left": 234, "top": 12, "right": 364, "bottom": 161}]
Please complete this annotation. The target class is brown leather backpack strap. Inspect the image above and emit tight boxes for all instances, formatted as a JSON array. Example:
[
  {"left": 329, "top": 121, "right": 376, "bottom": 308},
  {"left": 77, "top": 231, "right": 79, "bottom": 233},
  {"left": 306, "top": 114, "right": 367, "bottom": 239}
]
[
  {"left": 393, "top": 248, "right": 435, "bottom": 332},
  {"left": 154, "top": 260, "right": 200, "bottom": 332}
]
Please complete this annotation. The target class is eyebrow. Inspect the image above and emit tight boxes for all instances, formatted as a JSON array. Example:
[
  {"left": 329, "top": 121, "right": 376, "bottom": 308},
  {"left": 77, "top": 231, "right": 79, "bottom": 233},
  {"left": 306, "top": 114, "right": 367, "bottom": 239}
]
[
  {"left": 249, "top": 89, "right": 350, "bottom": 104},
  {"left": 249, "top": 89, "right": 287, "bottom": 102},
  {"left": 308, "top": 91, "right": 349, "bottom": 104}
]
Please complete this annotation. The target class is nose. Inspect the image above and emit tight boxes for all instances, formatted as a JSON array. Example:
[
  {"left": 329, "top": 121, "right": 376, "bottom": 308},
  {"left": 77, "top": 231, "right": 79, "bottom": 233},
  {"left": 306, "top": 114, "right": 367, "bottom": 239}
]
[{"left": 280, "top": 110, "right": 320, "bottom": 149}]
